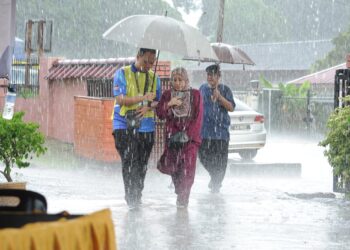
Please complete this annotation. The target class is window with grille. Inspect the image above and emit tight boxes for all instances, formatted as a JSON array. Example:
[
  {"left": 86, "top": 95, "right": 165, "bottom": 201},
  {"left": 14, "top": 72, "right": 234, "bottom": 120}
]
[{"left": 87, "top": 79, "right": 113, "bottom": 98}]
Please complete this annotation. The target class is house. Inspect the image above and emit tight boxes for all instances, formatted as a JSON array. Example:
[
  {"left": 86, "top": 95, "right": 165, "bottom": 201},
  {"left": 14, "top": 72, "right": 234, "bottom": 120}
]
[
  {"left": 0, "top": 57, "right": 171, "bottom": 163},
  {"left": 288, "top": 62, "right": 348, "bottom": 96}
]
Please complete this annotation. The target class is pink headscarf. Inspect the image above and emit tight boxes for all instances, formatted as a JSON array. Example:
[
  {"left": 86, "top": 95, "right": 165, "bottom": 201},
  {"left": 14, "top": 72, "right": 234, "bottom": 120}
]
[{"left": 171, "top": 67, "right": 191, "bottom": 118}]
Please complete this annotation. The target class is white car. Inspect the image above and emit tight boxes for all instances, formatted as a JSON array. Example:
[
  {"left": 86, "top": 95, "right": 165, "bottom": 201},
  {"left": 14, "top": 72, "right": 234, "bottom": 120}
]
[{"left": 228, "top": 98, "right": 266, "bottom": 160}]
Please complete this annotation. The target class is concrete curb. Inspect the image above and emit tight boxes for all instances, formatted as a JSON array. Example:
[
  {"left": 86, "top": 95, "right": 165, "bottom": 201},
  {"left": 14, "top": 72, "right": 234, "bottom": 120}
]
[{"left": 229, "top": 161, "right": 302, "bottom": 178}]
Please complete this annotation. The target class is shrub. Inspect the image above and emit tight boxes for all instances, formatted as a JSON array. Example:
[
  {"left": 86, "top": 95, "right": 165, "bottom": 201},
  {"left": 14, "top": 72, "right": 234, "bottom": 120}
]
[
  {"left": 319, "top": 96, "right": 350, "bottom": 184},
  {"left": 0, "top": 112, "right": 47, "bottom": 182}
]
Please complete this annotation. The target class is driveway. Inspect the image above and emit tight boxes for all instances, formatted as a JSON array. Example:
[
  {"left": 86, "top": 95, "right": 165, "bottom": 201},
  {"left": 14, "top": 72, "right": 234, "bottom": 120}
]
[{"left": 12, "top": 135, "right": 350, "bottom": 250}]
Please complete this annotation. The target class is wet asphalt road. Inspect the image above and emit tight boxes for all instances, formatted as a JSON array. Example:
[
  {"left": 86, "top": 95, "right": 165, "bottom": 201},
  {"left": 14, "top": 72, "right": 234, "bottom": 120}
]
[{"left": 10, "top": 135, "right": 350, "bottom": 250}]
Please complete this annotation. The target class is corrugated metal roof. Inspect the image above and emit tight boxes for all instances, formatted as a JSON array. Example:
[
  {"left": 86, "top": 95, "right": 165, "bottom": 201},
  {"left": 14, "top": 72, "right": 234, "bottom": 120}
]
[
  {"left": 46, "top": 58, "right": 171, "bottom": 80},
  {"left": 288, "top": 63, "right": 346, "bottom": 84}
]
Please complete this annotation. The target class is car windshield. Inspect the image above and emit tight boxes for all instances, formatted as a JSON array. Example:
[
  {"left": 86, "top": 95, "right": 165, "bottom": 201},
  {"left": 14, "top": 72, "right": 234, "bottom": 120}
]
[{"left": 234, "top": 98, "right": 253, "bottom": 111}]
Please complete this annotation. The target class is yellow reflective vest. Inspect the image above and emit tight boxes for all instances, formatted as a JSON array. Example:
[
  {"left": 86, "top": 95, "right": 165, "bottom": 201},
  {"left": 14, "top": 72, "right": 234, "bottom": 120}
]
[{"left": 118, "top": 66, "right": 157, "bottom": 118}]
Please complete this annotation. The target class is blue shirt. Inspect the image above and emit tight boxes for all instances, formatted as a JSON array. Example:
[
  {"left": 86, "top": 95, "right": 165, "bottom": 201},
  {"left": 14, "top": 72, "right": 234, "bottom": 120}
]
[
  {"left": 112, "top": 63, "right": 161, "bottom": 132},
  {"left": 199, "top": 83, "right": 235, "bottom": 140}
]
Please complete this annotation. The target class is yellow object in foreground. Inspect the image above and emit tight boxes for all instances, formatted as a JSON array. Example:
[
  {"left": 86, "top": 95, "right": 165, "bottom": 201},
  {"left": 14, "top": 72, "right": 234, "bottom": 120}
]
[{"left": 0, "top": 209, "right": 117, "bottom": 250}]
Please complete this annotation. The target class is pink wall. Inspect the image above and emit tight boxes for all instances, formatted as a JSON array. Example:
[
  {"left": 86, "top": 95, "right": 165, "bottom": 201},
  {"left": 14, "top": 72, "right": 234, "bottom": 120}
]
[
  {"left": 48, "top": 78, "right": 87, "bottom": 143},
  {"left": 0, "top": 57, "right": 86, "bottom": 143},
  {"left": 74, "top": 96, "right": 120, "bottom": 162},
  {"left": 0, "top": 57, "right": 55, "bottom": 136},
  {"left": 0, "top": 97, "right": 48, "bottom": 130}
]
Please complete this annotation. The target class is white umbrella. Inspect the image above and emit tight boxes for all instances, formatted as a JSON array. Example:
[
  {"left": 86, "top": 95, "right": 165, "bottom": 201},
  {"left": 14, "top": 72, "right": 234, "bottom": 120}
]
[
  {"left": 103, "top": 15, "right": 218, "bottom": 61},
  {"left": 184, "top": 42, "right": 255, "bottom": 65}
]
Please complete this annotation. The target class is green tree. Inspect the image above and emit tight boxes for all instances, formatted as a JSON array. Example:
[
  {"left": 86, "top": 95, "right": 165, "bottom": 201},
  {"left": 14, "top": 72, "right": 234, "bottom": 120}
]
[
  {"left": 0, "top": 112, "right": 47, "bottom": 182},
  {"left": 199, "top": 0, "right": 350, "bottom": 45},
  {"left": 16, "top": 0, "right": 350, "bottom": 61},
  {"left": 16, "top": 0, "right": 182, "bottom": 59},
  {"left": 172, "top": 0, "right": 198, "bottom": 13},
  {"left": 312, "top": 25, "right": 350, "bottom": 71},
  {"left": 198, "top": 0, "right": 289, "bottom": 43},
  {"left": 264, "top": 0, "right": 350, "bottom": 41}
]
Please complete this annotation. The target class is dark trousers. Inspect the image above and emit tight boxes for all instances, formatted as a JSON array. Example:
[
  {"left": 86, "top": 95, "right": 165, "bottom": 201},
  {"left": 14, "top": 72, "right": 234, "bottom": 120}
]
[
  {"left": 113, "top": 129, "right": 154, "bottom": 205},
  {"left": 198, "top": 139, "right": 229, "bottom": 189}
]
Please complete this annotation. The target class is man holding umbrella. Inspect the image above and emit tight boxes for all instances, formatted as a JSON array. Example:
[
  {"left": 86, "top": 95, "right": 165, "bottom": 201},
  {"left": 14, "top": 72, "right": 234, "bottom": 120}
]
[
  {"left": 199, "top": 64, "right": 235, "bottom": 193},
  {"left": 112, "top": 48, "right": 161, "bottom": 209}
]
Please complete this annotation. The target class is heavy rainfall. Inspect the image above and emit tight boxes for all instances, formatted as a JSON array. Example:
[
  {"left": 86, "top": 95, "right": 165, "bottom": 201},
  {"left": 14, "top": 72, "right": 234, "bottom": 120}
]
[{"left": 1, "top": 0, "right": 350, "bottom": 249}]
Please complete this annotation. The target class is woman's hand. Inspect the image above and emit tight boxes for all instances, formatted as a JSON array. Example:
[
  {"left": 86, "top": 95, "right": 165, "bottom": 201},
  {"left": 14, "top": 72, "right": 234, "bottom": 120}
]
[
  {"left": 211, "top": 87, "right": 222, "bottom": 102},
  {"left": 168, "top": 96, "right": 182, "bottom": 107},
  {"left": 144, "top": 92, "right": 156, "bottom": 102},
  {"left": 136, "top": 106, "right": 150, "bottom": 118}
]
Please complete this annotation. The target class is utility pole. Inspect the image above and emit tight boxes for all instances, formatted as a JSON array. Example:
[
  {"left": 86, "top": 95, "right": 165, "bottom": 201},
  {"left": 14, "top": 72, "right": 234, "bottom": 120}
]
[
  {"left": 216, "top": 0, "right": 225, "bottom": 43},
  {"left": 24, "top": 20, "right": 33, "bottom": 86}
]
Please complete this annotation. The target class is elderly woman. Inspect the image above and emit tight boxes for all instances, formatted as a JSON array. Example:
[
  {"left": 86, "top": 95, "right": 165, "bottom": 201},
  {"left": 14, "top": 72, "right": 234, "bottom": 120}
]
[{"left": 156, "top": 67, "right": 203, "bottom": 208}]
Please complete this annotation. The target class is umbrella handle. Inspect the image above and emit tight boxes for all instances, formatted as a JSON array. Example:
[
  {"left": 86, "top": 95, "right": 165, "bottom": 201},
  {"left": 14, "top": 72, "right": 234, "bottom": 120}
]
[
  {"left": 152, "top": 50, "right": 160, "bottom": 93},
  {"left": 153, "top": 9, "right": 167, "bottom": 85}
]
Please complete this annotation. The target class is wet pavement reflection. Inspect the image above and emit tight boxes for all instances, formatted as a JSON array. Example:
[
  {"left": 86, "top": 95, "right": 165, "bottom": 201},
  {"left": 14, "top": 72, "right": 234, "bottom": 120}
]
[{"left": 10, "top": 136, "right": 350, "bottom": 249}]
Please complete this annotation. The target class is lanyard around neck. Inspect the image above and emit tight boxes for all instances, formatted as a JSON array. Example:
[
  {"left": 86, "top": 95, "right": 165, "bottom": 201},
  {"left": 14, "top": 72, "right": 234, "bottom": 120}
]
[{"left": 133, "top": 71, "right": 149, "bottom": 95}]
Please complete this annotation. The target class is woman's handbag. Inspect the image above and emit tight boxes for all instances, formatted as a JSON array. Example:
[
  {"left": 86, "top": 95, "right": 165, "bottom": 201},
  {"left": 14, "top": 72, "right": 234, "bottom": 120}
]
[
  {"left": 168, "top": 89, "right": 193, "bottom": 150},
  {"left": 125, "top": 110, "right": 141, "bottom": 129},
  {"left": 157, "top": 152, "right": 176, "bottom": 175},
  {"left": 168, "top": 131, "right": 189, "bottom": 150}
]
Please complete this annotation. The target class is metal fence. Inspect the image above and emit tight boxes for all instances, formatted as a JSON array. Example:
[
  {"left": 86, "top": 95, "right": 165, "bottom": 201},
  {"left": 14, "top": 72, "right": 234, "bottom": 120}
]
[
  {"left": 332, "top": 69, "right": 350, "bottom": 193},
  {"left": 258, "top": 89, "right": 334, "bottom": 137},
  {"left": 150, "top": 78, "right": 171, "bottom": 163},
  {"left": 87, "top": 79, "right": 113, "bottom": 97},
  {"left": 86, "top": 77, "right": 171, "bottom": 98},
  {"left": 11, "top": 57, "right": 40, "bottom": 97}
]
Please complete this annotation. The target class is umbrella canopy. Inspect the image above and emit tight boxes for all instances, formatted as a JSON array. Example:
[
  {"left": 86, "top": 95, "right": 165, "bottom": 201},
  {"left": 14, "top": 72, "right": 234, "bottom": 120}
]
[
  {"left": 211, "top": 43, "right": 255, "bottom": 65},
  {"left": 184, "top": 42, "right": 255, "bottom": 65},
  {"left": 103, "top": 15, "right": 218, "bottom": 60}
]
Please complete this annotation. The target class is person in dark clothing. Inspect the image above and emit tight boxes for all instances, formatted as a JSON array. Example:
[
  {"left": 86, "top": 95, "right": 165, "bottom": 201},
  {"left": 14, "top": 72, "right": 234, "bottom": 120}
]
[
  {"left": 199, "top": 64, "right": 235, "bottom": 193},
  {"left": 112, "top": 48, "right": 161, "bottom": 209}
]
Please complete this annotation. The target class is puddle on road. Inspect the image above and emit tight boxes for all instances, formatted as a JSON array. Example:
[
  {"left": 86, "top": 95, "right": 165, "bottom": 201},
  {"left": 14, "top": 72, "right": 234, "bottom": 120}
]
[{"left": 9, "top": 137, "right": 350, "bottom": 249}]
